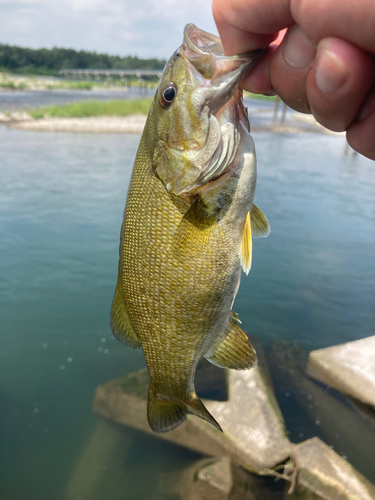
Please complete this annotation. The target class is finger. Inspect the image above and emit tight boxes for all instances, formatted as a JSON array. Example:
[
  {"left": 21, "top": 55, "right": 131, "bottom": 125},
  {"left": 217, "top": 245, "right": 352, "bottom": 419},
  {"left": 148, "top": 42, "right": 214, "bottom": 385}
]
[
  {"left": 292, "top": 0, "right": 375, "bottom": 54},
  {"left": 213, "top": 0, "right": 375, "bottom": 56},
  {"left": 212, "top": 0, "right": 291, "bottom": 54},
  {"left": 239, "top": 30, "right": 288, "bottom": 94},
  {"left": 269, "top": 25, "right": 317, "bottom": 113},
  {"left": 306, "top": 38, "right": 375, "bottom": 132},
  {"left": 347, "top": 88, "right": 375, "bottom": 160}
]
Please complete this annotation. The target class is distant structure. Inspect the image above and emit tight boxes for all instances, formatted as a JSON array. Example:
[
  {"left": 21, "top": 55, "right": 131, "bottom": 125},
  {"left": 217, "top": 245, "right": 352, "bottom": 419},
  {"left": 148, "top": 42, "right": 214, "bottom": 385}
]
[
  {"left": 59, "top": 69, "right": 162, "bottom": 91},
  {"left": 59, "top": 69, "right": 162, "bottom": 78},
  {"left": 273, "top": 95, "right": 288, "bottom": 123}
]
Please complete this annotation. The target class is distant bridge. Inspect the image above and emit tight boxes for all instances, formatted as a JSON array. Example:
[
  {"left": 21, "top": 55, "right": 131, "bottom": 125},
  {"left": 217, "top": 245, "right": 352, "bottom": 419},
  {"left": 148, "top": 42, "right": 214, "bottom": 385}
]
[
  {"left": 59, "top": 69, "right": 162, "bottom": 80},
  {"left": 59, "top": 69, "right": 162, "bottom": 95},
  {"left": 59, "top": 69, "right": 163, "bottom": 93}
]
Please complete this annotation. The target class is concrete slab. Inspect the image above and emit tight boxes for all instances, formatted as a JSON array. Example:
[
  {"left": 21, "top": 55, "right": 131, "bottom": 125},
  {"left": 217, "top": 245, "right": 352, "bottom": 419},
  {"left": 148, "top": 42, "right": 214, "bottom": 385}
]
[
  {"left": 288, "top": 437, "right": 375, "bottom": 500},
  {"left": 268, "top": 341, "right": 375, "bottom": 481},
  {"left": 204, "top": 367, "right": 291, "bottom": 472},
  {"left": 158, "top": 456, "right": 283, "bottom": 500},
  {"left": 66, "top": 420, "right": 133, "bottom": 500},
  {"left": 93, "top": 360, "right": 291, "bottom": 473},
  {"left": 307, "top": 336, "right": 375, "bottom": 407}
]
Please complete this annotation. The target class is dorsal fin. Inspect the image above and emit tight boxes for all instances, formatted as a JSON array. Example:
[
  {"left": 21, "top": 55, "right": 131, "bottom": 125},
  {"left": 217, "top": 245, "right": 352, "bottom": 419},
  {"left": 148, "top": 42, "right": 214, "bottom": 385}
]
[
  {"left": 110, "top": 281, "right": 141, "bottom": 350},
  {"left": 250, "top": 204, "right": 270, "bottom": 238},
  {"left": 205, "top": 313, "right": 257, "bottom": 370}
]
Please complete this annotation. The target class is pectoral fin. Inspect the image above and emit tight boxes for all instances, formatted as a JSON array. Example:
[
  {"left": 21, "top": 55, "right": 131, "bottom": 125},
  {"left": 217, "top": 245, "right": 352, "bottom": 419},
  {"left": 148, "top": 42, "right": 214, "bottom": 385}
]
[
  {"left": 240, "top": 211, "right": 252, "bottom": 275},
  {"left": 173, "top": 197, "right": 216, "bottom": 254},
  {"left": 250, "top": 204, "right": 270, "bottom": 238},
  {"left": 240, "top": 205, "right": 270, "bottom": 274},
  {"left": 205, "top": 313, "right": 257, "bottom": 370},
  {"left": 110, "top": 281, "right": 141, "bottom": 350}
]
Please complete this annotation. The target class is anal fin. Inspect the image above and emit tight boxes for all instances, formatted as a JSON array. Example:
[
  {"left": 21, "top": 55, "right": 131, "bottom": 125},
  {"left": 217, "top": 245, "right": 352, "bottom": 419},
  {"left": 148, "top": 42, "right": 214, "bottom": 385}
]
[
  {"left": 110, "top": 281, "right": 141, "bottom": 350},
  {"left": 206, "top": 313, "right": 257, "bottom": 370}
]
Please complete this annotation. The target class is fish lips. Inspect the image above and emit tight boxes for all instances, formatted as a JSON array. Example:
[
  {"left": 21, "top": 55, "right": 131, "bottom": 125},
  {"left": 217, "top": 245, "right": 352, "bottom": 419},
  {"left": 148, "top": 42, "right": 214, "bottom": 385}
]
[{"left": 182, "top": 23, "right": 267, "bottom": 113}]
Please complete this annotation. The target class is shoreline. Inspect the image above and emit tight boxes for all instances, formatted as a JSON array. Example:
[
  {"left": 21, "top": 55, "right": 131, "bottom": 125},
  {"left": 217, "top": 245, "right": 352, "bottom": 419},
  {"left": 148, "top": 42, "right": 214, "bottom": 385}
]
[{"left": 2, "top": 114, "right": 148, "bottom": 133}]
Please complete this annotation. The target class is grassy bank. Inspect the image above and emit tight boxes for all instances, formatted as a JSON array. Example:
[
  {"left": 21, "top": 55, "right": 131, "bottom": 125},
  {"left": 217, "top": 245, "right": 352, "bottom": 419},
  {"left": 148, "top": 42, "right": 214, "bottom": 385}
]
[
  {"left": 28, "top": 98, "right": 153, "bottom": 119},
  {"left": 244, "top": 91, "right": 277, "bottom": 101}
]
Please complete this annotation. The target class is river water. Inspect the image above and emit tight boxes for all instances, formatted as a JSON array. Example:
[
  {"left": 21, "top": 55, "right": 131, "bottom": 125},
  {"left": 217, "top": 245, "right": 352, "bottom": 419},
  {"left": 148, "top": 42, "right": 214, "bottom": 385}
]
[{"left": 1, "top": 93, "right": 375, "bottom": 499}]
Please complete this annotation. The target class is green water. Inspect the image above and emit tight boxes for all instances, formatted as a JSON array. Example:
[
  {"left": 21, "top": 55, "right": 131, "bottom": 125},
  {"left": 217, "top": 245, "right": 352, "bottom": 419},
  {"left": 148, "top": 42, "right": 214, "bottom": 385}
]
[{"left": 1, "top": 125, "right": 374, "bottom": 498}]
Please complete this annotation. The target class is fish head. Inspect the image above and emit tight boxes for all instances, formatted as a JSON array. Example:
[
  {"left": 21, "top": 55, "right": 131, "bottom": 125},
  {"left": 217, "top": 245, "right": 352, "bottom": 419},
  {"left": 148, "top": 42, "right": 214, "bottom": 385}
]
[{"left": 151, "top": 23, "right": 266, "bottom": 198}]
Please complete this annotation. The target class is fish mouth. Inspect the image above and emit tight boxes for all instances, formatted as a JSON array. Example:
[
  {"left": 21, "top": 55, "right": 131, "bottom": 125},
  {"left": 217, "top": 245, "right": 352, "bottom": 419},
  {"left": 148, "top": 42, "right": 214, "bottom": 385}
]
[
  {"left": 184, "top": 23, "right": 225, "bottom": 58},
  {"left": 182, "top": 23, "right": 267, "bottom": 82}
]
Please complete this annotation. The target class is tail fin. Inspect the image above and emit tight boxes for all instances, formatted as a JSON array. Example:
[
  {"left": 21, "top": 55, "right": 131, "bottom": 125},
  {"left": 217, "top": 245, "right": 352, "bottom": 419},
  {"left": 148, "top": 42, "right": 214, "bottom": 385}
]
[
  {"left": 147, "top": 385, "right": 222, "bottom": 434},
  {"left": 186, "top": 396, "right": 222, "bottom": 432}
]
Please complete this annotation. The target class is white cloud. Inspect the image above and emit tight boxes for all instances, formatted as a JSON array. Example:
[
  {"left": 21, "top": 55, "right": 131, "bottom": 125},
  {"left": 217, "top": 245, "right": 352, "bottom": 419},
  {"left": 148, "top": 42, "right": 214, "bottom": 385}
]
[{"left": 0, "top": 0, "right": 218, "bottom": 58}]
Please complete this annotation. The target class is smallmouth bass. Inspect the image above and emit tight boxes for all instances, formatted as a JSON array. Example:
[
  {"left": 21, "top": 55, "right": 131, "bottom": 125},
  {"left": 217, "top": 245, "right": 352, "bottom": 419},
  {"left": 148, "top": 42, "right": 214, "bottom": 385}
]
[{"left": 111, "top": 24, "right": 270, "bottom": 433}]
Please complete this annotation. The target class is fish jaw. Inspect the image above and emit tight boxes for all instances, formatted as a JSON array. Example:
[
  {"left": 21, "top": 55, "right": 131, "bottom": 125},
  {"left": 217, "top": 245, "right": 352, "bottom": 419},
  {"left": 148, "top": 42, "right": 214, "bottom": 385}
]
[{"left": 152, "top": 24, "right": 266, "bottom": 198}]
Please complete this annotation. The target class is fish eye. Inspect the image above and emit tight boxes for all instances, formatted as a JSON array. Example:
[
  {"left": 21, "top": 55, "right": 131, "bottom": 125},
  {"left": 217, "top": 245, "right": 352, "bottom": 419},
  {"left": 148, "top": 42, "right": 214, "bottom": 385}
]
[{"left": 159, "top": 82, "right": 177, "bottom": 107}]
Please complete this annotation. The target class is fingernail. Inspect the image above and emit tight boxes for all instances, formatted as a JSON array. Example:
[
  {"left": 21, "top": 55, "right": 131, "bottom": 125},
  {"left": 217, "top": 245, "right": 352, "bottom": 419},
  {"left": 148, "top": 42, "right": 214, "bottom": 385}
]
[
  {"left": 316, "top": 42, "right": 349, "bottom": 94},
  {"left": 357, "top": 89, "right": 375, "bottom": 122},
  {"left": 284, "top": 26, "right": 316, "bottom": 69}
]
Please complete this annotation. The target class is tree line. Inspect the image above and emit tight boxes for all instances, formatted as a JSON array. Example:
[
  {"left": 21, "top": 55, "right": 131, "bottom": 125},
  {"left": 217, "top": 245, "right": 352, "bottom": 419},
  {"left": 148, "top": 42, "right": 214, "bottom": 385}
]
[{"left": 0, "top": 44, "right": 166, "bottom": 76}]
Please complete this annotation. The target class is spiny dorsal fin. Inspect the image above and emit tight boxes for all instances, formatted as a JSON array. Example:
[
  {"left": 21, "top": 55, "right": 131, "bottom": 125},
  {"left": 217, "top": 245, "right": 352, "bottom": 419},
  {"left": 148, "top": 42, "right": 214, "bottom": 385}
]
[
  {"left": 110, "top": 281, "right": 141, "bottom": 350},
  {"left": 205, "top": 315, "right": 257, "bottom": 370},
  {"left": 240, "top": 211, "right": 252, "bottom": 275},
  {"left": 147, "top": 385, "right": 222, "bottom": 433},
  {"left": 250, "top": 204, "right": 270, "bottom": 238}
]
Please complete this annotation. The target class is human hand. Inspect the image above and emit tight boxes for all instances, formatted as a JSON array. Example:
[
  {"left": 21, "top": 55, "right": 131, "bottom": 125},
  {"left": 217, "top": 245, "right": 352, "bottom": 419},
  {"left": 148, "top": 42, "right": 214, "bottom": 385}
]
[{"left": 212, "top": 0, "right": 375, "bottom": 160}]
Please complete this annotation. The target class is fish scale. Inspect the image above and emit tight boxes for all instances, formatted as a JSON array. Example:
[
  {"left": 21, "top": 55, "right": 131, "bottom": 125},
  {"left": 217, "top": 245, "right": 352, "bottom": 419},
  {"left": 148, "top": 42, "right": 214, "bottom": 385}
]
[{"left": 111, "top": 24, "right": 270, "bottom": 433}]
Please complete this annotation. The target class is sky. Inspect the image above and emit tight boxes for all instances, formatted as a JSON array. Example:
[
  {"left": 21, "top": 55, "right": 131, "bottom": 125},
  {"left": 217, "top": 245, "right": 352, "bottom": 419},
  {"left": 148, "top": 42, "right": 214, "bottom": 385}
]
[{"left": 0, "top": 0, "right": 218, "bottom": 59}]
